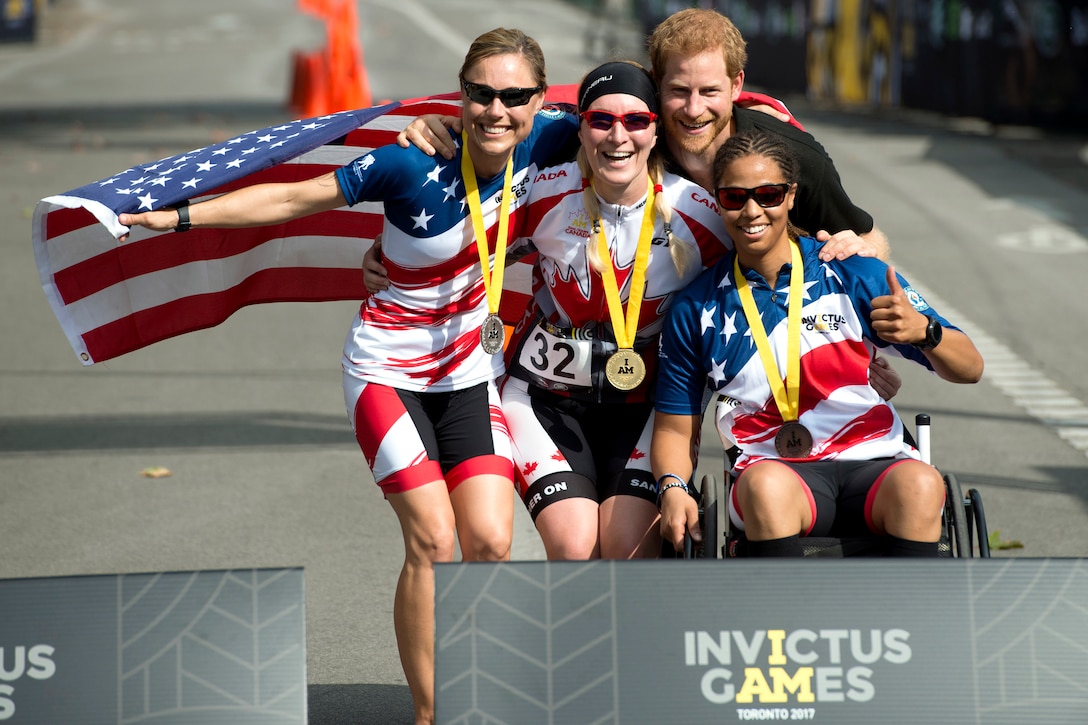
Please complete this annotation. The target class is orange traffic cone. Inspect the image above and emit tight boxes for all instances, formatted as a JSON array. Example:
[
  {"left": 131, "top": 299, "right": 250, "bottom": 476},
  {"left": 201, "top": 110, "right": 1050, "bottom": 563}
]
[
  {"left": 303, "top": 50, "right": 333, "bottom": 117},
  {"left": 327, "top": 0, "right": 372, "bottom": 110},
  {"left": 289, "top": 50, "right": 310, "bottom": 116},
  {"left": 296, "top": 0, "right": 332, "bottom": 19},
  {"left": 292, "top": 0, "right": 370, "bottom": 114}
]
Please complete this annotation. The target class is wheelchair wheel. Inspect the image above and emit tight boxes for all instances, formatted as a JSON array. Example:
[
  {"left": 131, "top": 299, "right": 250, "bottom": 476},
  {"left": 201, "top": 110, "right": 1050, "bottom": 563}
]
[
  {"left": 966, "top": 488, "right": 991, "bottom": 558},
  {"left": 700, "top": 474, "right": 726, "bottom": 559},
  {"left": 944, "top": 473, "right": 971, "bottom": 558}
]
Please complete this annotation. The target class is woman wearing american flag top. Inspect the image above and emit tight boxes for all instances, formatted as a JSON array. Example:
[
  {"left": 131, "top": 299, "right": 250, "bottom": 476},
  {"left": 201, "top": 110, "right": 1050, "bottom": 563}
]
[
  {"left": 652, "top": 130, "right": 983, "bottom": 558},
  {"left": 120, "top": 27, "right": 576, "bottom": 725}
]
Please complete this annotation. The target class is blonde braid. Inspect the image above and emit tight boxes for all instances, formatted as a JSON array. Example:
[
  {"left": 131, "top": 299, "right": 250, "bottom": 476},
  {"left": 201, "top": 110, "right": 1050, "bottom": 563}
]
[
  {"left": 648, "top": 155, "right": 698, "bottom": 279},
  {"left": 577, "top": 148, "right": 606, "bottom": 274}
]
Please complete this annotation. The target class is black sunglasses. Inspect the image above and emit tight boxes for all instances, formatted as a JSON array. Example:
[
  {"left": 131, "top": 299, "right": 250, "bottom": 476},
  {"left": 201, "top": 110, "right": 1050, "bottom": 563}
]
[
  {"left": 715, "top": 183, "right": 791, "bottom": 211},
  {"left": 461, "top": 79, "right": 543, "bottom": 108},
  {"left": 579, "top": 110, "right": 658, "bottom": 132}
]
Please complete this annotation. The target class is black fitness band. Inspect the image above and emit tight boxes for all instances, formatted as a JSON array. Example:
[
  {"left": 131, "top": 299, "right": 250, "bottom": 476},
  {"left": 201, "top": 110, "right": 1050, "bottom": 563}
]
[{"left": 174, "top": 200, "right": 191, "bottom": 233}]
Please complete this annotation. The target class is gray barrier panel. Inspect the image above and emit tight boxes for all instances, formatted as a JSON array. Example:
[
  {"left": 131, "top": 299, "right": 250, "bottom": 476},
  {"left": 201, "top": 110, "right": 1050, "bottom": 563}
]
[
  {"left": 0, "top": 568, "right": 306, "bottom": 724},
  {"left": 435, "top": 559, "right": 1088, "bottom": 724}
]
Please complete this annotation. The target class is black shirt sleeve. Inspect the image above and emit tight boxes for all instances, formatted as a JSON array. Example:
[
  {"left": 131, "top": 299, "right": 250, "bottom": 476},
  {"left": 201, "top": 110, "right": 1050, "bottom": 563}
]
[{"left": 734, "top": 107, "right": 875, "bottom": 236}]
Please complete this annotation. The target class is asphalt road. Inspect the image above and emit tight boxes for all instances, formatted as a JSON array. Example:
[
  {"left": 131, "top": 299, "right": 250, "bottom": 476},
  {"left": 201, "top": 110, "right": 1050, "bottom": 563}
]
[{"left": 2, "top": 1, "right": 1087, "bottom": 723}]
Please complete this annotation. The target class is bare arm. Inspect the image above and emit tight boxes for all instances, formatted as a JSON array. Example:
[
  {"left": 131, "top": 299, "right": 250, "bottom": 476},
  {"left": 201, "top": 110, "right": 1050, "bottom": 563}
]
[
  {"left": 860, "top": 225, "right": 891, "bottom": 261},
  {"left": 651, "top": 411, "right": 702, "bottom": 552},
  {"left": 736, "top": 91, "right": 803, "bottom": 129},
  {"left": 118, "top": 171, "right": 346, "bottom": 234},
  {"left": 362, "top": 236, "right": 389, "bottom": 293},
  {"left": 919, "top": 328, "right": 983, "bottom": 383},
  {"left": 738, "top": 101, "right": 791, "bottom": 123},
  {"left": 868, "top": 354, "right": 902, "bottom": 400},
  {"left": 816, "top": 224, "right": 890, "bottom": 262},
  {"left": 395, "top": 115, "right": 462, "bottom": 160},
  {"left": 871, "top": 266, "right": 984, "bottom": 384}
]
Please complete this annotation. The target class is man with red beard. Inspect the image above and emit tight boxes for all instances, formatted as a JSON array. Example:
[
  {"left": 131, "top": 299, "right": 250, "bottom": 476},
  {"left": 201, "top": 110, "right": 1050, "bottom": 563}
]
[{"left": 647, "top": 8, "right": 889, "bottom": 261}]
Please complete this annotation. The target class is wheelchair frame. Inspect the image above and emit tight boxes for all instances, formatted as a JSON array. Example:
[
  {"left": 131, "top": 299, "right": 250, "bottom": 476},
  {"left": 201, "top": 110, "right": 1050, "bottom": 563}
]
[{"left": 685, "top": 414, "right": 991, "bottom": 559}]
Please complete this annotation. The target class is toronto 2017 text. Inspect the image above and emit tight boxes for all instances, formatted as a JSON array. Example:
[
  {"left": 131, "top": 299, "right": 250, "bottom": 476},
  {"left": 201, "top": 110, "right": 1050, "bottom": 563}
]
[{"left": 736, "top": 707, "right": 817, "bottom": 720}]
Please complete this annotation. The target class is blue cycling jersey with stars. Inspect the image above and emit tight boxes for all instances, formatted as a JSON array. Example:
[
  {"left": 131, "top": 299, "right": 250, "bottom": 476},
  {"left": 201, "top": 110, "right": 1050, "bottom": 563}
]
[
  {"left": 332, "top": 109, "right": 577, "bottom": 392},
  {"left": 655, "top": 235, "right": 959, "bottom": 469}
]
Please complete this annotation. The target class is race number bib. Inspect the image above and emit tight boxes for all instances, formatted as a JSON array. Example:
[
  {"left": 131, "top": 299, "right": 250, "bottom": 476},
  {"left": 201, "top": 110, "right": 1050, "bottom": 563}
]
[{"left": 515, "top": 323, "right": 594, "bottom": 388}]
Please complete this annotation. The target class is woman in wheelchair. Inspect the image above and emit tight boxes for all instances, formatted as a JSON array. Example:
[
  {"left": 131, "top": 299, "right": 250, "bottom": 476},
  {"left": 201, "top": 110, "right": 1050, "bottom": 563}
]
[{"left": 651, "top": 130, "right": 983, "bottom": 557}]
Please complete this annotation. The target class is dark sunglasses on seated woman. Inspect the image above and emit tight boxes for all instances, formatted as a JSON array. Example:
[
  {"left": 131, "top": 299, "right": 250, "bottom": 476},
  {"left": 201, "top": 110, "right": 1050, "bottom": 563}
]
[
  {"left": 461, "top": 79, "right": 543, "bottom": 108},
  {"left": 715, "top": 183, "right": 791, "bottom": 211},
  {"left": 579, "top": 110, "right": 658, "bottom": 131}
]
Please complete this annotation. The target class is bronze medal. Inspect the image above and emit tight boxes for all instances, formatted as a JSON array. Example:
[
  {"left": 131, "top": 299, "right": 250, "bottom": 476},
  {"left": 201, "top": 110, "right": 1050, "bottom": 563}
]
[
  {"left": 480, "top": 313, "right": 505, "bottom": 354},
  {"left": 775, "top": 421, "right": 813, "bottom": 458},
  {"left": 736, "top": 242, "right": 809, "bottom": 460},
  {"left": 605, "top": 349, "right": 646, "bottom": 391}
]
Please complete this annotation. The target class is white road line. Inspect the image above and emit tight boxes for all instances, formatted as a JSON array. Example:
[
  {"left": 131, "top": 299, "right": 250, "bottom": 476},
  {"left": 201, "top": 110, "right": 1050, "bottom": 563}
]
[{"left": 899, "top": 266, "right": 1088, "bottom": 460}]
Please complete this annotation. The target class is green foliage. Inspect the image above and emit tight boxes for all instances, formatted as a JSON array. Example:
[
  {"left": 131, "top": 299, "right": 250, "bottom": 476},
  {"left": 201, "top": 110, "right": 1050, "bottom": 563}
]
[{"left": 988, "top": 529, "right": 1024, "bottom": 551}]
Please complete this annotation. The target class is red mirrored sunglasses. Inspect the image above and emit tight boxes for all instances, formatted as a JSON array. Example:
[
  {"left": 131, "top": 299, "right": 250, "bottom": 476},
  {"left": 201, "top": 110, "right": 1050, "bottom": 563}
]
[{"left": 579, "top": 110, "right": 658, "bottom": 132}]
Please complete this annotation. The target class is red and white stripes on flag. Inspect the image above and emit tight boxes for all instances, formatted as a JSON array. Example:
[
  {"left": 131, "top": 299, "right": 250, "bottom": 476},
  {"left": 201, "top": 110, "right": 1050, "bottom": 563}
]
[
  {"left": 31, "top": 92, "right": 520, "bottom": 366},
  {"left": 31, "top": 86, "right": 793, "bottom": 366}
]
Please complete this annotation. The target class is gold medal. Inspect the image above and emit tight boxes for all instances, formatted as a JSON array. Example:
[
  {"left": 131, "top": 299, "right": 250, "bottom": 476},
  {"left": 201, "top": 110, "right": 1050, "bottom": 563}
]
[
  {"left": 775, "top": 421, "right": 813, "bottom": 458},
  {"left": 605, "top": 349, "right": 646, "bottom": 391},
  {"left": 593, "top": 177, "right": 657, "bottom": 392},
  {"left": 480, "top": 313, "right": 506, "bottom": 354}
]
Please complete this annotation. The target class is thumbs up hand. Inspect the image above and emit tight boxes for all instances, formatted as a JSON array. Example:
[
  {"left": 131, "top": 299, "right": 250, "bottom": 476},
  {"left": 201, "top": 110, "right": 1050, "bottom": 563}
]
[{"left": 870, "top": 266, "right": 928, "bottom": 345}]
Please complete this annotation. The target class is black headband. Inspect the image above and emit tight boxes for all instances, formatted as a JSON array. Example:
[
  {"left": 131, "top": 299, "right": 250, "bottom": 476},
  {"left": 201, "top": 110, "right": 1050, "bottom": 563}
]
[{"left": 577, "top": 62, "right": 658, "bottom": 115}]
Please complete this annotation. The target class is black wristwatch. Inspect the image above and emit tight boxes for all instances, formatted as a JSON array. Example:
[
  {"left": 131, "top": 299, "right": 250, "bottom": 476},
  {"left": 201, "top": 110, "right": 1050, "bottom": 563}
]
[
  {"left": 912, "top": 315, "right": 943, "bottom": 351},
  {"left": 174, "top": 200, "right": 191, "bottom": 233}
]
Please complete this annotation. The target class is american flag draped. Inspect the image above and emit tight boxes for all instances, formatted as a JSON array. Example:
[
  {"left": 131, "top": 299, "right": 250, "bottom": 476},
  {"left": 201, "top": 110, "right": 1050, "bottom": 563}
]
[
  {"left": 32, "top": 86, "right": 792, "bottom": 366},
  {"left": 32, "top": 92, "right": 521, "bottom": 365}
]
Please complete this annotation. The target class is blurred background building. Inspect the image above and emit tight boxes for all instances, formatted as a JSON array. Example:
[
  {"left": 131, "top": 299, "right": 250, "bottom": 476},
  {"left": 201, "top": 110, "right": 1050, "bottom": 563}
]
[{"left": 578, "top": 0, "right": 1088, "bottom": 129}]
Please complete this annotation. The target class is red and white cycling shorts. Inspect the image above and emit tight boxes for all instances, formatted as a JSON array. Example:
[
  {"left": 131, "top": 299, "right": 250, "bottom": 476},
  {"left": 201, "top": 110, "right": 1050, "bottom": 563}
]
[{"left": 344, "top": 377, "right": 514, "bottom": 495}]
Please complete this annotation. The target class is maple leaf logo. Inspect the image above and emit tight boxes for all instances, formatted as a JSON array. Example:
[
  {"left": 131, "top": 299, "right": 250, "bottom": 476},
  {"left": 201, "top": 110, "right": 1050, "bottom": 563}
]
[{"left": 522, "top": 461, "right": 539, "bottom": 477}]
